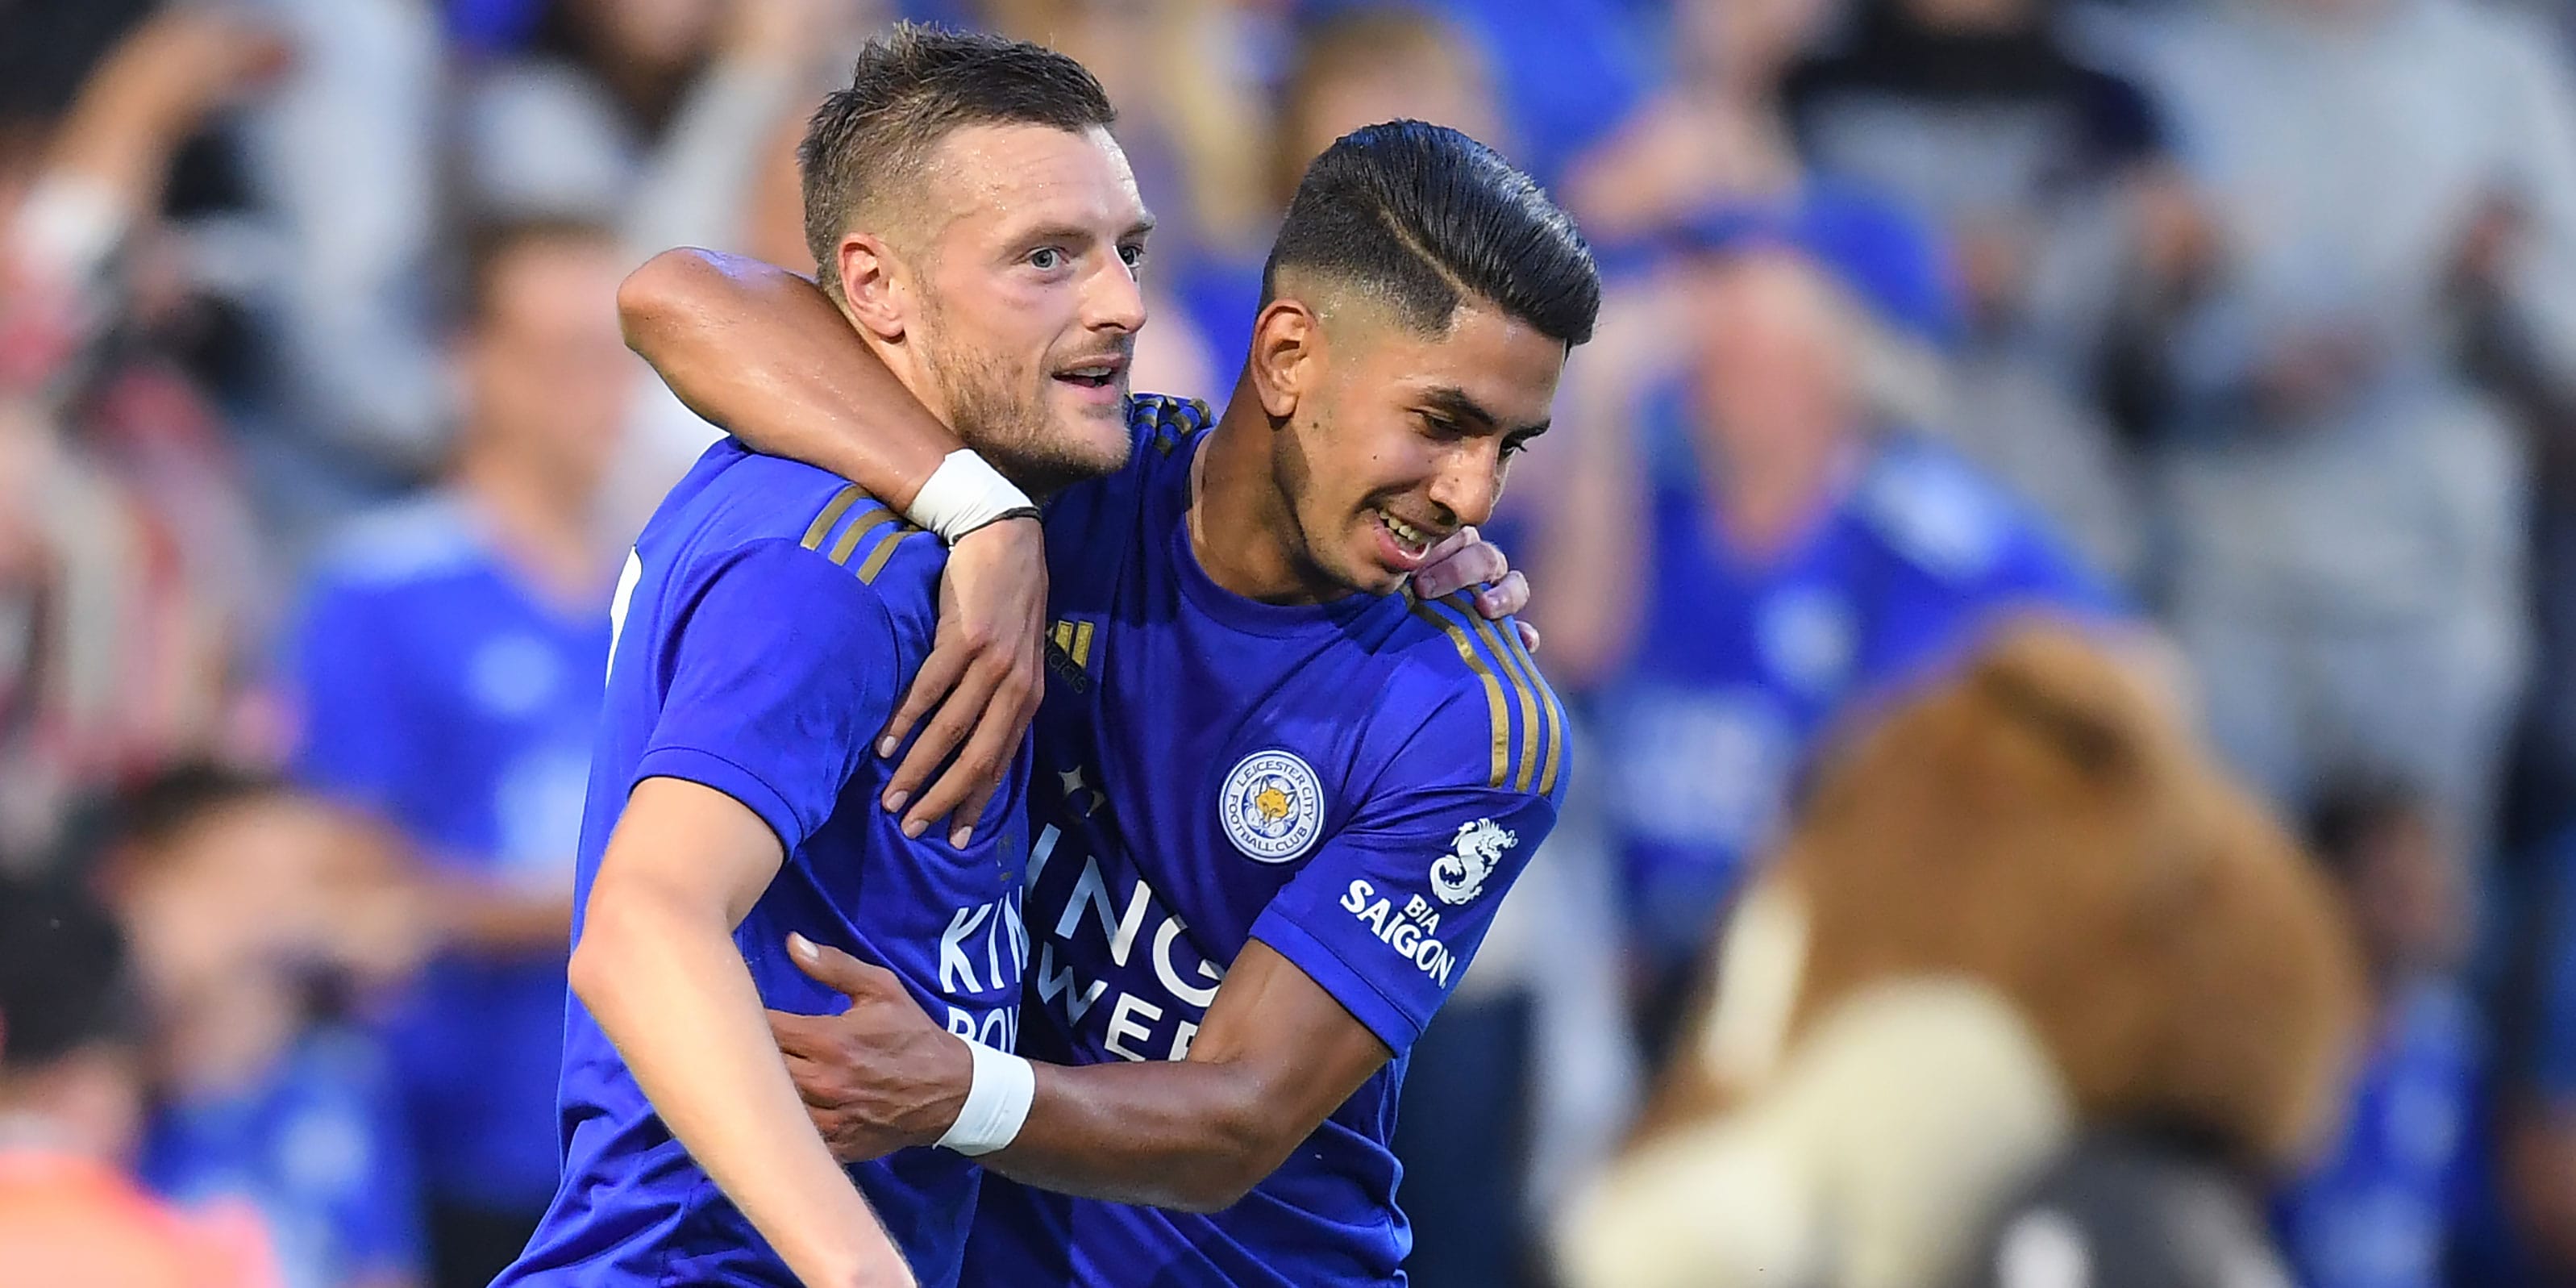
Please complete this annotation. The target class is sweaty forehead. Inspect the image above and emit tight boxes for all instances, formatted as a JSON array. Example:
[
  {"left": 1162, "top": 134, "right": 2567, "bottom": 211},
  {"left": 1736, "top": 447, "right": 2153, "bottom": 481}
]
[{"left": 918, "top": 123, "right": 1145, "bottom": 242}]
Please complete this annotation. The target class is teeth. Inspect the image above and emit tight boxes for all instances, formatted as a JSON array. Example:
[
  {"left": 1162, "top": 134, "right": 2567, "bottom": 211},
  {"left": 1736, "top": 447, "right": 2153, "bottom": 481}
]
[{"left": 1380, "top": 511, "right": 1431, "bottom": 551}]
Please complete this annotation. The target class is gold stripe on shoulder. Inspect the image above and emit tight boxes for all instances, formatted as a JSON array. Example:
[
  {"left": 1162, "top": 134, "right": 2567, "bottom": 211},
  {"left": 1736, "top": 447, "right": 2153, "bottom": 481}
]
[
  {"left": 1412, "top": 602, "right": 1509, "bottom": 789},
  {"left": 1454, "top": 596, "right": 1542, "bottom": 794},
  {"left": 826, "top": 508, "right": 901, "bottom": 566},
  {"left": 800, "top": 485, "right": 866, "bottom": 551},
  {"left": 1502, "top": 621, "right": 1566, "bottom": 796},
  {"left": 855, "top": 525, "right": 924, "bottom": 585}
]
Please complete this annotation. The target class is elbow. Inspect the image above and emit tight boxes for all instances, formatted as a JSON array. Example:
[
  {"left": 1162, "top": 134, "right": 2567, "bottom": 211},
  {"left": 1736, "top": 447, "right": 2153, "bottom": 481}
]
[
  {"left": 1164, "top": 1103, "right": 1287, "bottom": 1213},
  {"left": 567, "top": 888, "right": 652, "bottom": 1014},
  {"left": 566, "top": 921, "right": 621, "bottom": 1013},
  {"left": 615, "top": 248, "right": 718, "bottom": 353}
]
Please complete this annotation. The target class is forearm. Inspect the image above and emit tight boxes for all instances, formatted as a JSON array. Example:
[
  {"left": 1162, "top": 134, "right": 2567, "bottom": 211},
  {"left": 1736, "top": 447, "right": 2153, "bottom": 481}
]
[
  {"left": 617, "top": 250, "right": 959, "bottom": 503},
  {"left": 1527, "top": 362, "right": 1648, "bottom": 688},
  {"left": 45, "top": 73, "right": 185, "bottom": 223},
  {"left": 980, "top": 1059, "right": 1283, "bottom": 1212},
  {"left": 575, "top": 894, "right": 909, "bottom": 1286},
  {"left": 435, "top": 877, "right": 573, "bottom": 955}
]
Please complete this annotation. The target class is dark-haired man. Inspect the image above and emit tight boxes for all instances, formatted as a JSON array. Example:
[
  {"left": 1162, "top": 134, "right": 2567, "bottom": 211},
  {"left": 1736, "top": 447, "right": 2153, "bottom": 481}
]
[{"left": 617, "top": 118, "right": 1599, "bottom": 1286}]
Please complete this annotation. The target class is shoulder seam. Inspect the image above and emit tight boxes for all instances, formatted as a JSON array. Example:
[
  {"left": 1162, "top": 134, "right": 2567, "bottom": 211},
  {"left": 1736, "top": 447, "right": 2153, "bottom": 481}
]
[
  {"left": 1407, "top": 594, "right": 1562, "bottom": 794},
  {"left": 1489, "top": 601, "right": 1567, "bottom": 797},
  {"left": 1406, "top": 598, "right": 1508, "bottom": 788}
]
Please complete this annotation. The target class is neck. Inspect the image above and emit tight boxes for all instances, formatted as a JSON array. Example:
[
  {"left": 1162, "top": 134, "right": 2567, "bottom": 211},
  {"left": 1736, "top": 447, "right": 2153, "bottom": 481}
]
[
  {"left": 1705, "top": 425, "right": 1858, "bottom": 562},
  {"left": 454, "top": 439, "right": 605, "bottom": 607},
  {"left": 1188, "top": 384, "right": 1347, "bottom": 605}
]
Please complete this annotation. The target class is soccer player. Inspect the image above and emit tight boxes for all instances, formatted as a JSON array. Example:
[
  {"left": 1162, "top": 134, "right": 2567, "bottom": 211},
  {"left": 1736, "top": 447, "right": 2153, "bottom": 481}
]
[
  {"left": 616, "top": 119, "right": 1596, "bottom": 1284},
  {"left": 491, "top": 31, "right": 1152, "bottom": 1288}
]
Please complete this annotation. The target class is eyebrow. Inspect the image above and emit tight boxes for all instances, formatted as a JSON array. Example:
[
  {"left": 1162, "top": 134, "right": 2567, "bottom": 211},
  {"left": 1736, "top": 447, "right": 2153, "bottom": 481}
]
[
  {"left": 1421, "top": 385, "right": 1549, "bottom": 438},
  {"left": 1019, "top": 214, "right": 1158, "bottom": 245}
]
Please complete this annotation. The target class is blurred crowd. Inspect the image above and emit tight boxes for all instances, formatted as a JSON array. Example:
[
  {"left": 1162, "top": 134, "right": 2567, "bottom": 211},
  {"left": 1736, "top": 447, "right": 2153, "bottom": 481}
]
[{"left": 8, "top": 0, "right": 2576, "bottom": 1285}]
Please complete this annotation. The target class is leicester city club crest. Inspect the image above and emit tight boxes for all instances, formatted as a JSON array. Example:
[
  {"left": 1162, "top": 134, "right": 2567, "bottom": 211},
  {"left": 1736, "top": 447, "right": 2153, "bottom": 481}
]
[{"left": 1220, "top": 749, "right": 1324, "bottom": 863}]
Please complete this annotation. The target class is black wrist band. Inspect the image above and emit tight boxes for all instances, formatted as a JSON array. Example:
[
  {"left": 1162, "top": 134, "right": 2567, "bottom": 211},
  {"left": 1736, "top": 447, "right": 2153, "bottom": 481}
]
[{"left": 948, "top": 506, "right": 1043, "bottom": 542}]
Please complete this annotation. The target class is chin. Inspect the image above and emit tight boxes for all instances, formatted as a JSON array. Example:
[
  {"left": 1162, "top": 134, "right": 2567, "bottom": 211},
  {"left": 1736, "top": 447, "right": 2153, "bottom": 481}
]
[
  {"left": 1337, "top": 559, "right": 1408, "bottom": 598},
  {"left": 997, "top": 415, "right": 1133, "bottom": 493}
]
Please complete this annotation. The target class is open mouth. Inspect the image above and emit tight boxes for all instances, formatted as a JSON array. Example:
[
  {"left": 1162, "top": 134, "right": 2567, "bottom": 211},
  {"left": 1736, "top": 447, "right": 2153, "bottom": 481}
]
[
  {"left": 1375, "top": 507, "right": 1446, "bottom": 563},
  {"left": 1053, "top": 356, "right": 1127, "bottom": 390}
]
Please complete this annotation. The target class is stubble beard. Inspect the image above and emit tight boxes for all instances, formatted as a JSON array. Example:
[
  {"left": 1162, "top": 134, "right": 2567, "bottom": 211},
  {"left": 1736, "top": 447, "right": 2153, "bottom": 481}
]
[{"left": 916, "top": 304, "right": 1123, "bottom": 497}]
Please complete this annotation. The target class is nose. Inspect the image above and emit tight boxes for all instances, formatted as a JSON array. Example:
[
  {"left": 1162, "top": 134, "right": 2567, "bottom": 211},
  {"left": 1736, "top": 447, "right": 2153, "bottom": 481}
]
[
  {"left": 1425, "top": 437, "right": 1502, "bottom": 530},
  {"left": 1084, "top": 252, "right": 1148, "bottom": 336}
]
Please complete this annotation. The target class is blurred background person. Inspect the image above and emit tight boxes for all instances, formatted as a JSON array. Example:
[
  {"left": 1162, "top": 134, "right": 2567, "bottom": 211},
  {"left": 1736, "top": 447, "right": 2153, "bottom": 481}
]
[
  {"left": 1529, "top": 227, "right": 2113, "bottom": 1060},
  {"left": 0, "top": 877, "right": 281, "bottom": 1288},
  {"left": 1173, "top": 4, "right": 1506, "bottom": 386},
  {"left": 1783, "top": 0, "right": 2209, "bottom": 588},
  {"left": 1563, "top": 0, "right": 1830, "bottom": 248},
  {"left": 279, "top": 217, "right": 629, "bottom": 1288},
  {"left": 90, "top": 767, "right": 428, "bottom": 1288},
  {"left": 2275, "top": 778, "right": 2477, "bottom": 1288},
  {"left": 2107, "top": 0, "right": 2576, "bottom": 865},
  {"left": 0, "top": 4, "right": 286, "bottom": 863}
]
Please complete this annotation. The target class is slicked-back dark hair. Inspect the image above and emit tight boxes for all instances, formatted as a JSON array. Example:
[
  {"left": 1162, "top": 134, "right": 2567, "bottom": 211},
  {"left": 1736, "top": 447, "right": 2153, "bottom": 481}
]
[
  {"left": 798, "top": 23, "right": 1117, "bottom": 278},
  {"left": 1263, "top": 120, "right": 1600, "bottom": 347}
]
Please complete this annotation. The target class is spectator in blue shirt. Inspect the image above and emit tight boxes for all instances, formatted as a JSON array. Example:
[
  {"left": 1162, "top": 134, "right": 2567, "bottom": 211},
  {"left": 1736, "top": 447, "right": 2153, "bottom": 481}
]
[
  {"left": 95, "top": 766, "right": 428, "bottom": 1288},
  {"left": 282, "top": 217, "right": 633, "bottom": 1288},
  {"left": 1530, "top": 225, "right": 2115, "bottom": 1059},
  {"left": 2276, "top": 778, "right": 2478, "bottom": 1288}
]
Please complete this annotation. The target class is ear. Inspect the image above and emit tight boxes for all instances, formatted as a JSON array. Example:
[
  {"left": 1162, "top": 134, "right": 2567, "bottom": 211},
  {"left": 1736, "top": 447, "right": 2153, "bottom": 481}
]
[
  {"left": 1246, "top": 297, "right": 1324, "bottom": 423},
  {"left": 834, "top": 231, "right": 909, "bottom": 342}
]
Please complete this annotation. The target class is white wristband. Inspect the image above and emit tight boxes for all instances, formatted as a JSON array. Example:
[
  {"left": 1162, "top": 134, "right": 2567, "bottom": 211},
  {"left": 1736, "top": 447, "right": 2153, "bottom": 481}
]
[
  {"left": 934, "top": 1038, "right": 1034, "bottom": 1157},
  {"left": 907, "top": 450, "right": 1034, "bottom": 544}
]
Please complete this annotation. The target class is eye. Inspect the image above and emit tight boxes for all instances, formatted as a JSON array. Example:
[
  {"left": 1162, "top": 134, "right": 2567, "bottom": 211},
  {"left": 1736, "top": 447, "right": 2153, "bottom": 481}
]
[
  {"left": 1117, "top": 243, "right": 1147, "bottom": 273},
  {"left": 1028, "top": 247, "right": 1065, "bottom": 271},
  {"left": 1500, "top": 438, "right": 1528, "bottom": 460}
]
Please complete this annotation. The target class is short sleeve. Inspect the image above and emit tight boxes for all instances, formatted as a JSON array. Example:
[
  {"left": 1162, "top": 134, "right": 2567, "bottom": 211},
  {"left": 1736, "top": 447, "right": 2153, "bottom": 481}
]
[
  {"left": 636, "top": 540, "right": 903, "bottom": 852},
  {"left": 1251, "top": 768, "right": 1559, "bottom": 1056},
  {"left": 284, "top": 579, "right": 410, "bottom": 811}
]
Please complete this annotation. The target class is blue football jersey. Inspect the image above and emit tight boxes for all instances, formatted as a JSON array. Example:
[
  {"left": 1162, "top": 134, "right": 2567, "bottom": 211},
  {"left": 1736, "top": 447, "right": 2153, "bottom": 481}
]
[
  {"left": 2274, "top": 981, "right": 2476, "bottom": 1288},
  {"left": 285, "top": 492, "right": 610, "bottom": 1211},
  {"left": 140, "top": 1027, "right": 422, "bottom": 1288},
  {"left": 1600, "top": 421, "right": 2115, "bottom": 963},
  {"left": 961, "top": 397, "right": 1568, "bottom": 1286},
  {"left": 496, "top": 439, "right": 1031, "bottom": 1288}
]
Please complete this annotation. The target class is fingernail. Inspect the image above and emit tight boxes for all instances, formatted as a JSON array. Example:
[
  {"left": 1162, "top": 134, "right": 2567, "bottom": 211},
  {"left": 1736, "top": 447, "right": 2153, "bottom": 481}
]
[
  {"left": 884, "top": 790, "right": 909, "bottom": 813},
  {"left": 950, "top": 825, "right": 974, "bottom": 848},
  {"left": 877, "top": 736, "right": 899, "bottom": 758},
  {"left": 903, "top": 818, "right": 927, "bottom": 839},
  {"left": 790, "top": 933, "right": 817, "bottom": 961}
]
